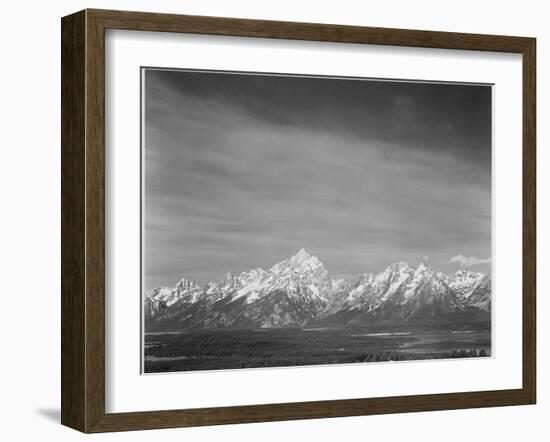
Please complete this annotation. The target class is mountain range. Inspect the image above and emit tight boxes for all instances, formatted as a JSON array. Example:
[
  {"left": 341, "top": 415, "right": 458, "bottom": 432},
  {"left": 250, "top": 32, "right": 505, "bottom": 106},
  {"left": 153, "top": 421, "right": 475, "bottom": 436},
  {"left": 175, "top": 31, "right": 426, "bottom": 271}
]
[{"left": 144, "top": 249, "right": 491, "bottom": 331}]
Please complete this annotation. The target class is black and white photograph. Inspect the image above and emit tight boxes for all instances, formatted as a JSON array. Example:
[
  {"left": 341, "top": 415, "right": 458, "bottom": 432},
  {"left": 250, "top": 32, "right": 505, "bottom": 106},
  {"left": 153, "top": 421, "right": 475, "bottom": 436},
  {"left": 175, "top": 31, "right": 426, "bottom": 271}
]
[
  {"left": 1, "top": 0, "right": 543, "bottom": 438},
  {"left": 142, "top": 68, "right": 492, "bottom": 374}
]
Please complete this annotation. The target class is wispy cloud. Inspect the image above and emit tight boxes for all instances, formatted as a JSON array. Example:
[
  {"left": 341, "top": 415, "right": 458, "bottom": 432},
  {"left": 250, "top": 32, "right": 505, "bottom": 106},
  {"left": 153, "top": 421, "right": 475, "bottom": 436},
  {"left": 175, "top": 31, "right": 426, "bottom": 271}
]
[
  {"left": 143, "top": 69, "right": 492, "bottom": 288},
  {"left": 449, "top": 254, "right": 491, "bottom": 268}
]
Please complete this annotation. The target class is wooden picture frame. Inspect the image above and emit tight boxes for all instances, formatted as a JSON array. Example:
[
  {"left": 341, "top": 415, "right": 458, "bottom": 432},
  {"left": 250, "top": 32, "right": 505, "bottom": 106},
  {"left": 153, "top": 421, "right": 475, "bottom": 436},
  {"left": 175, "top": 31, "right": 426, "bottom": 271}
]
[{"left": 61, "top": 8, "right": 536, "bottom": 433}]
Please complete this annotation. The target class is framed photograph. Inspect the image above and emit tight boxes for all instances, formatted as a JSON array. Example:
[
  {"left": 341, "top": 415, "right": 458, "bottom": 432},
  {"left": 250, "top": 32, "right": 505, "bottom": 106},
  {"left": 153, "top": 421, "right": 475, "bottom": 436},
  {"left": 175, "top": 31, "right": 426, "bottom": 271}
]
[{"left": 61, "top": 9, "right": 536, "bottom": 433}]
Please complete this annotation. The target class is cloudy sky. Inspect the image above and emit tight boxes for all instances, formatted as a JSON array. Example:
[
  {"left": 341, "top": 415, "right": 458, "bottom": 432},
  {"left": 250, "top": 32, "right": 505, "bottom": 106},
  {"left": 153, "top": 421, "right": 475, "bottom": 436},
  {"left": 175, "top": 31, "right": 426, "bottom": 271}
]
[{"left": 143, "top": 68, "right": 492, "bottom": 289}]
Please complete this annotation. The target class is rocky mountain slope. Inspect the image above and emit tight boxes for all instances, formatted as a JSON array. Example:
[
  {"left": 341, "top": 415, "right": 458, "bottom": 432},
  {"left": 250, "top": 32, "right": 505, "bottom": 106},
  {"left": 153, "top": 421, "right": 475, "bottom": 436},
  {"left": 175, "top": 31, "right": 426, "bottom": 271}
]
[{"left": 145, "top": 249, "right": 491, "bottom": 331}]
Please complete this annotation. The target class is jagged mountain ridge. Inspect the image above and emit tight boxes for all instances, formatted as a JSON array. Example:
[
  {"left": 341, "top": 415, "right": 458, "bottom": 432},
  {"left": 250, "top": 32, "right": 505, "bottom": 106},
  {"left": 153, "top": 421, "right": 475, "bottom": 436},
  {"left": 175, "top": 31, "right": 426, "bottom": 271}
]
[{"left": 145, "top": 249, "right": 491, "bottom": 331}]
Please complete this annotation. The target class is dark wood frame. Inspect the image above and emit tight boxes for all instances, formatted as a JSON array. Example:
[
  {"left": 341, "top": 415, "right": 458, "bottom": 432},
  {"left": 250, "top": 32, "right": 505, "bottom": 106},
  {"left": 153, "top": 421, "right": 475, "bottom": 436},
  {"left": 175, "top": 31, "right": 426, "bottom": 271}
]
[{"left": 61, "top": 8, "right": 536, "bottom": 433}]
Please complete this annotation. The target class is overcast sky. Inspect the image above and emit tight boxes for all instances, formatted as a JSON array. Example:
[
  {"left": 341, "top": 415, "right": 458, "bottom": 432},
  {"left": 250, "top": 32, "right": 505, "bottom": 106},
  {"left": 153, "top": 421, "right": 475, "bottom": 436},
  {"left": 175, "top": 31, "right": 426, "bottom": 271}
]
[{"left": 143, "top": 69, "right": 492, "bottom": 289}]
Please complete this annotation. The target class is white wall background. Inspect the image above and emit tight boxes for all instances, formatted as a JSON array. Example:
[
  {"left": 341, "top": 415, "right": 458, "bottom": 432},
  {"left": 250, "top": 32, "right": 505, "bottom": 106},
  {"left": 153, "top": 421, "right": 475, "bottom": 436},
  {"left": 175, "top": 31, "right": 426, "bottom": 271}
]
[{"left": 0, "top": 0, "right": 546, "bottom": 440}]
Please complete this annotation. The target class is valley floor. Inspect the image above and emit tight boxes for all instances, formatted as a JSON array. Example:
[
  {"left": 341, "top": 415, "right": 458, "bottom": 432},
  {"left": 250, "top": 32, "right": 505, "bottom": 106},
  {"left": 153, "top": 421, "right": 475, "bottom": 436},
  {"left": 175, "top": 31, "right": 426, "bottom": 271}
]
[{"left": 143, "top": 324, "right": 491, "bottom": 373}]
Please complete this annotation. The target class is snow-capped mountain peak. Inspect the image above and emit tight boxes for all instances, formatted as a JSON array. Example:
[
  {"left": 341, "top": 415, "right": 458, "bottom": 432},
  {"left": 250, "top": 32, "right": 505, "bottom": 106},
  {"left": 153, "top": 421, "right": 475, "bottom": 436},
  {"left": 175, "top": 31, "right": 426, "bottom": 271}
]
[
  {"left": 392, "top": 261, "right": 410, "bottom": 272},
  {"left": 147, "top": 277, "right": 203, "bottom": 307},
  {"left": 416, "top": 262, "right": 432, "bottom": 273},
  {"left": 270, "top": 248, "right": 323, "bottom": 274},
  {"left": 175, "top": 277, "right": 201, "bottom": 293},
  {"left": 452, "top": 269, "right": 484, "bottom": 283},
  {"left": 148, "top": 286, "right": 172, "bottom": 302},
  {"left": 448, "top": 269, "right": 485, "bottom": 301},
  {"left": 145, "top": 253, "right": 492, "bottom": 330},
  {"left": 238, "top": 267, "right": 267, "bottom": 285},
  {"left": 290, "top": 248, "right": 310, "bottom": 264}
]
